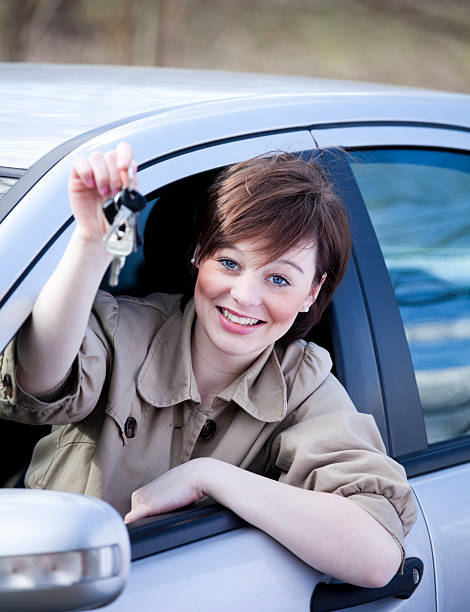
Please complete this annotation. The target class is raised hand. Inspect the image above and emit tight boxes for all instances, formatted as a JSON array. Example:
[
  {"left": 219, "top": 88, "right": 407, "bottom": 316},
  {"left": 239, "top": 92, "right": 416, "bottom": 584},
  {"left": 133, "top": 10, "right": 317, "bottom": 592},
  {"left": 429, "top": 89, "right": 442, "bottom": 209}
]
[
  {"left": 69, "top": 142, "right": 137, "bottom": 243},
  {"left": 16, "top": 142, "right": 140, "bottom": 396}
]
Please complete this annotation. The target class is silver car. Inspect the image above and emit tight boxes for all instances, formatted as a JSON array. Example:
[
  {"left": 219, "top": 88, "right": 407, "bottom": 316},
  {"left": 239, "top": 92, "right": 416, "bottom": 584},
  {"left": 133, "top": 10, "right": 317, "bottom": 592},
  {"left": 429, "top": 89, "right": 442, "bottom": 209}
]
[{"left": 1, "top": 63, "right": 469, "bottom": 611}]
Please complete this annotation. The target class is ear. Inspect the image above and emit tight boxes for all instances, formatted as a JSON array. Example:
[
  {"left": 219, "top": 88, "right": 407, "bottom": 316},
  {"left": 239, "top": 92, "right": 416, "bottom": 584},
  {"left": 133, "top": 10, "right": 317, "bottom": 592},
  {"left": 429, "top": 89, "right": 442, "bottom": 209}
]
[
  {"left": 191, "top": 244, "right": 201, "bottom": 267},
  {"left": 313, "top": 272, "right": 327, "bottom": 300},
  {"left": 300, "top": 273, "right": 327, "bottom": 312}
]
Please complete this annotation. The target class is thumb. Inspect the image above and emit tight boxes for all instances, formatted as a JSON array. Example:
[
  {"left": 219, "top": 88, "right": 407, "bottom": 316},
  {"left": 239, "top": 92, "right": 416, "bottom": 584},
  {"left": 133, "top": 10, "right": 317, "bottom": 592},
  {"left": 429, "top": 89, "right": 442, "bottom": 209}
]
[
  {"left": 124, "top": 504, "right": 151, "bottom": 524},
  {"left": 124, "top": 509, "right": 144, "bottom": 523}
]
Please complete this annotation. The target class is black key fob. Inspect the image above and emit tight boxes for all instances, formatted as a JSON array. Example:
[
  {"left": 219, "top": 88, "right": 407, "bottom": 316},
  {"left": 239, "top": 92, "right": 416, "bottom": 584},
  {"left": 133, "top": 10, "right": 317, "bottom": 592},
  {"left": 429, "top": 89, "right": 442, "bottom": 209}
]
[{"left": 102, "top": 193, "right": 121, "bottom": 224}]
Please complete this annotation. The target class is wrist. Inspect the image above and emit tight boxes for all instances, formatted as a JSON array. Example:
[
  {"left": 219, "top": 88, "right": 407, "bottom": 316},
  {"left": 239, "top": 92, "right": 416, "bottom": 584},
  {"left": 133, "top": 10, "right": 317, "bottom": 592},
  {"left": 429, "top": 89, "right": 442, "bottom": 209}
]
[
  {"left": 191, "top": 457, "right": 222, "bottom": 496},
  {"left": 70, "top": 229, "right": 113, "bottom": 264},
  {"left": 193, "top": 457, "right": 237, "bottom": 502}
]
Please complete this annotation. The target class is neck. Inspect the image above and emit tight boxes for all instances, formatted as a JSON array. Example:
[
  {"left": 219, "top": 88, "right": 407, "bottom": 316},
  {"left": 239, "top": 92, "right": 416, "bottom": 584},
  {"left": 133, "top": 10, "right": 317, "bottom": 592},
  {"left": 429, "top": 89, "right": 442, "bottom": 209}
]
[{"left": 191, "top": 319, "right": 259, "bottom": 404}]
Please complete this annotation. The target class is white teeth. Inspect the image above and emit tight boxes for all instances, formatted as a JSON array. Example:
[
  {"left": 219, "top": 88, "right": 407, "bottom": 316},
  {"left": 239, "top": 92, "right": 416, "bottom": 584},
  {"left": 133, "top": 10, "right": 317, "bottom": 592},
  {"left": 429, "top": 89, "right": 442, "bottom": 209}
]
[{"left": 221, "top": 308, "right": 260, "bottom": 326}]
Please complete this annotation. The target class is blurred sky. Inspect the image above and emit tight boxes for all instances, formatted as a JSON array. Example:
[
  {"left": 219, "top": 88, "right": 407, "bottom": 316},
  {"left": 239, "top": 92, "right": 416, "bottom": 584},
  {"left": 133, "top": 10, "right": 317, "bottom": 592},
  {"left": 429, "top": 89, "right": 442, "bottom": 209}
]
[{"left": 0, "top": 0, "right": 469, "bottom": 93}]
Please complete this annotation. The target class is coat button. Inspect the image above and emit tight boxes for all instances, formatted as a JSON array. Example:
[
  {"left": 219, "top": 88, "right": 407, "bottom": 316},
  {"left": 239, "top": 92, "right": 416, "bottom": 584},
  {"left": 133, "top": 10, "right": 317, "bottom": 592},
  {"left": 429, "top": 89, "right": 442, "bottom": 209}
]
[
  {"left": 199, "top": 419, "right": 217, "bottom": 441},
  {"left": 124, "top": 417, "right": 137, "bottom": 438}
]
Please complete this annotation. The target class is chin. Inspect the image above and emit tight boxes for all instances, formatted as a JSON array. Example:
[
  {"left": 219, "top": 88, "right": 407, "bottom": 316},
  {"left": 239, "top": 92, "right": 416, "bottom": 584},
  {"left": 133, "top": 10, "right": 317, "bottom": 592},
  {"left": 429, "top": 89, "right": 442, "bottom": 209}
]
[
  {"left": 210, "top": 325, "right": 288, "bottom": 359},
  {"left": 213, "top": 335, "right": 266, "bottom": 357}
]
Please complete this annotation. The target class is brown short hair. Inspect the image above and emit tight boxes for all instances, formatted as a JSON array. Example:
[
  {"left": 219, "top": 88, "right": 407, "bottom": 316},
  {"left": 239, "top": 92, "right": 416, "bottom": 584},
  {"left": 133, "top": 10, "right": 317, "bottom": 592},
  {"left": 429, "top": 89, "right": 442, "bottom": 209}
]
[{"left": 194, "top": 152, "right": 351, "bottom": 344}]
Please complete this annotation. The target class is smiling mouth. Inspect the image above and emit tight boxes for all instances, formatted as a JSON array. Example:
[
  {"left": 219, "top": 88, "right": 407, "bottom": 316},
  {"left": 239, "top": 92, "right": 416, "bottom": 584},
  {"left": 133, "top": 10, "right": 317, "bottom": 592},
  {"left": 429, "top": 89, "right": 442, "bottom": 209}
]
[{"left": 218, "top": 307, "right": 266, "bottom": 327}]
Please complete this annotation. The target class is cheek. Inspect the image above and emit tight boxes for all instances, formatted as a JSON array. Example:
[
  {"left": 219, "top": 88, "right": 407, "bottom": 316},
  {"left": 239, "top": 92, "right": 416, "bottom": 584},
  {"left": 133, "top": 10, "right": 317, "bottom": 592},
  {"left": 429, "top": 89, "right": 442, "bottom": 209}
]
[
  {"left": 266, "top": 291, "right": 306, "bottom": 325},
  {"left": 194, "top": 263, "right": 227, "bottom": 303}
]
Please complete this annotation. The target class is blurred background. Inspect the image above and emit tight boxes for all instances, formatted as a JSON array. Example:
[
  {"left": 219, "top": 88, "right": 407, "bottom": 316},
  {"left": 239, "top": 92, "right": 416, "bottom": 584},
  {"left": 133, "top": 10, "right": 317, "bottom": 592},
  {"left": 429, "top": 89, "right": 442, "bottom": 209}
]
[{"left": 0, "top": 0, "right": 469, "bottom": 93}]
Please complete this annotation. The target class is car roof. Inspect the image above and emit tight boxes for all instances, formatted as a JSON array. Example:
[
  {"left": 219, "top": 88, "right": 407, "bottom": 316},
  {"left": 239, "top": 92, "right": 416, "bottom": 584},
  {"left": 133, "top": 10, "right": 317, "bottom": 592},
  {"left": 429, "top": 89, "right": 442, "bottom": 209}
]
[{"left": 2, "top": 62, "right": 469, "bottom": 170}]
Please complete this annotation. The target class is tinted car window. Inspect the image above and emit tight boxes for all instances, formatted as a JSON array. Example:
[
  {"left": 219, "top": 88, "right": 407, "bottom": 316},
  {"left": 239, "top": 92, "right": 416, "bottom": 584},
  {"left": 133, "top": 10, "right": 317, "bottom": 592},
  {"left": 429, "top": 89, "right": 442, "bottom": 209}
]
[{"left": 350, "top": 148, "right": 470, "bottom": 445}]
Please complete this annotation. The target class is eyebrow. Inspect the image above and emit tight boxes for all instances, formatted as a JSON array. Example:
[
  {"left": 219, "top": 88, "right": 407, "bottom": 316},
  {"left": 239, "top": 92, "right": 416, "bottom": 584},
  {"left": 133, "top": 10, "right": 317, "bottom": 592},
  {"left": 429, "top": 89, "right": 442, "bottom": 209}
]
[
  {"left": 276, "top": 259, "right": 305, "bottom": 274},
  {"left": 225, "top": 246, "right": 305, "bottom": 275}
]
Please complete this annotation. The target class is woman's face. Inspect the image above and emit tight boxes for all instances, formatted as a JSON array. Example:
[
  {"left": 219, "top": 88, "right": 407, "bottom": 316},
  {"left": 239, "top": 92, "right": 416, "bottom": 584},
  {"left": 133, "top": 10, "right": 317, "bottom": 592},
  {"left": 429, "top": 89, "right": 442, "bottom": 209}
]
[{"left": 193, "top": 240, "right": 322, "bottom": 362}]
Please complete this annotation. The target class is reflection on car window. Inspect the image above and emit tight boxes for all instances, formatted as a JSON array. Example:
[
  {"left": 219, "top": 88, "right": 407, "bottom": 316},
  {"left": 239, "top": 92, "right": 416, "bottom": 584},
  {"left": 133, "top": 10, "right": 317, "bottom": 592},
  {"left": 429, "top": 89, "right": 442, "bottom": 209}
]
[
  {"left": 0, "top": 176, "right": 17, "bottom": 199},
  {"left": 351, "top": 148, "right": 470, "bottom": 445}
]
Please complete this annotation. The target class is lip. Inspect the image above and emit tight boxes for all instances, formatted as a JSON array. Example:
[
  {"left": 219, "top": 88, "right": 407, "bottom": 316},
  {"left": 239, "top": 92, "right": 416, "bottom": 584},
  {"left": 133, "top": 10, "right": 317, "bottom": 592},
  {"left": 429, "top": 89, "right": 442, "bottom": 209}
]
[
  {"left": 219, "top": 306, "right": 266, "bottom": 321},
  {"left": 216, "top": 306, "right": 267, "bottom": 335}
]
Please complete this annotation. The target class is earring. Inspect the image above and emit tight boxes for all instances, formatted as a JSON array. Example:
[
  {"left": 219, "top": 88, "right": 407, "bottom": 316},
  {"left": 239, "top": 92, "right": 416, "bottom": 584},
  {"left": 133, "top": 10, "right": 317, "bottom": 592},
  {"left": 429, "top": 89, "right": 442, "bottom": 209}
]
[
  {"left": 190, "top": 257, "right": 195, "bottom": 265},
  {"left": 300, "top": 305, "right": 310, "bottom": 313}
]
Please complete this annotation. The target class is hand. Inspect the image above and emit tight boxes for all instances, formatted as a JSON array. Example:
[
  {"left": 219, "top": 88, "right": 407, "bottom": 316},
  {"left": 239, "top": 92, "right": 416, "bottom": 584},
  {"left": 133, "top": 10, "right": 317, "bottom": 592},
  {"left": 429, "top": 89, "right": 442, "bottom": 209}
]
[
  {"left": 69, "top": 142, "right": 138, "bottom": 243},
  {"left": 124, "top": 458, "right": 212, "bottom": 524}
]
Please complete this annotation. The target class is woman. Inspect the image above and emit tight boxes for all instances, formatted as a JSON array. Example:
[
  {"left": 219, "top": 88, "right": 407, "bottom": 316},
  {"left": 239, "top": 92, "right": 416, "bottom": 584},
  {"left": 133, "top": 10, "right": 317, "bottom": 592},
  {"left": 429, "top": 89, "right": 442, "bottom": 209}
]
[{"left": 0, "top": 143, "right": 416, "bottom": 588}]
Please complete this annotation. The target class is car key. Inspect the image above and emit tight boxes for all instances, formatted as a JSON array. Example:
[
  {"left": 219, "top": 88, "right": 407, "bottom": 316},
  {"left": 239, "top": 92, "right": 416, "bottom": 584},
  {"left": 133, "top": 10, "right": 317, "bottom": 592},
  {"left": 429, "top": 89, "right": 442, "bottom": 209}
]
[
  {"left": 106, "top": 217, "right": 135, "bottom": 286},
  {"left": 104, "top": 187, "right": 147, "bottom": 244},
  {"left": 103, "top": 174, "right": 147, "bottom": 287},
  {"left": 102, "top": 165, "right": 136, "bottom": 226}
]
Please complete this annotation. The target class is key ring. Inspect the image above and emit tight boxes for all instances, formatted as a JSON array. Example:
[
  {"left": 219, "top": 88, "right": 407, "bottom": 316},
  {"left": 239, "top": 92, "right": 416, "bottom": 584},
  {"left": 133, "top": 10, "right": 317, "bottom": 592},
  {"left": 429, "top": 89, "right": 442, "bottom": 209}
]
[{"left": 128, "top": 164, "right": 135, "bottom": 191}]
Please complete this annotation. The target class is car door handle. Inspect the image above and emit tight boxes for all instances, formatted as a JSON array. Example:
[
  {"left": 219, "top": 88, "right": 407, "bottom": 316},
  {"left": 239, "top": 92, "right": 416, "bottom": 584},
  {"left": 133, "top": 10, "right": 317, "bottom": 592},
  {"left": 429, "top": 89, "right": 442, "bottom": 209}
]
[{"left": 310, "top": 557, "right": 423, "bottom": 612}]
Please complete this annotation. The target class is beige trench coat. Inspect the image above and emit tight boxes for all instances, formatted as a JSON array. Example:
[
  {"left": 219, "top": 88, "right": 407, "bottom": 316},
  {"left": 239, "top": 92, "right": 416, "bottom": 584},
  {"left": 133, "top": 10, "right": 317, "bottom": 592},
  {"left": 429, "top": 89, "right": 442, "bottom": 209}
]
[{"left": 0, "top": 291, "right": 416, "bottom": 560}]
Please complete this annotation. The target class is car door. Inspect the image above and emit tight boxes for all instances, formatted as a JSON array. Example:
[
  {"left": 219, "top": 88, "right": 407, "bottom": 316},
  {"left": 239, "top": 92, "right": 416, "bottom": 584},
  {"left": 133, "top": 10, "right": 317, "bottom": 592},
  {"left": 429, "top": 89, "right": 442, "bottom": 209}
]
[
  {"left": 1, "top": 108, "right": 435, "bottom": 610},
  {"left": 314, "top": 124, "right": 470, "bottom": 612}
]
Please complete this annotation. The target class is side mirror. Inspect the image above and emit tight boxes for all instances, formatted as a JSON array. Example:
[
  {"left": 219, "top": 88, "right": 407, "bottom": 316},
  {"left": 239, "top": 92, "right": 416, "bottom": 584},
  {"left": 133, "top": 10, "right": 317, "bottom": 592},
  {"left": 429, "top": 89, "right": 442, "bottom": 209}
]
[{"left": 0, "top": 489, "right": 130, "bottom": 611}]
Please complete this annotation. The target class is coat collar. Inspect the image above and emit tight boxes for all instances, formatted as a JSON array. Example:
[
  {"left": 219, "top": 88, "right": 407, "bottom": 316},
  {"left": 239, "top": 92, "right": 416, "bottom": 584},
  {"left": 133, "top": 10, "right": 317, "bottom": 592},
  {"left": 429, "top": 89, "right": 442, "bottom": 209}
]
[{"left": 136, "top": 299, "right": 287, "bottom": 422}]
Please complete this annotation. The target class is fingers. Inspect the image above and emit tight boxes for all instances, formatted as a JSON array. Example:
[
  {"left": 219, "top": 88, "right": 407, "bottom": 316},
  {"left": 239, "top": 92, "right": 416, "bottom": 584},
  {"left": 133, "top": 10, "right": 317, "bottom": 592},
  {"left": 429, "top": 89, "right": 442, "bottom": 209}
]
[
  {"left": 71, "top": 156, "right": 96, "bottom": 190},
  {"left": 124, "top": 462, "right": 207, "bottom": 526},
  {"left": 124, "top": 506, "right": 151, "bottom": 524},
  {"left": 89, "top": 152, "right": 112, "bottom": 197},
  {"left": 71, "top": 142, "right": 136, "bottom": 195},
  {"left": 104, "top": 151, "right": 121, "bottom": 195},
  {"left": 117, "top": 142, "right": 136, "bottom": 188},
  {"left": 130, "top": 160, "right": 139, "bottom": 190},
  {"left": 124, "top": 488, "right": 156, "bottom": 524}
]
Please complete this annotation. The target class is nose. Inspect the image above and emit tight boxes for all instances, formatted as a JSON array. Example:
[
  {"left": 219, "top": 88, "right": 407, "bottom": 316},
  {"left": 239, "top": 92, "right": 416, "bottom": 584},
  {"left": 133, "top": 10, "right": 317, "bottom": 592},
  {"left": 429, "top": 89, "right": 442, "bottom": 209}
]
[{"left": 230, "top": 272, "right": 263, "bottom": 307}]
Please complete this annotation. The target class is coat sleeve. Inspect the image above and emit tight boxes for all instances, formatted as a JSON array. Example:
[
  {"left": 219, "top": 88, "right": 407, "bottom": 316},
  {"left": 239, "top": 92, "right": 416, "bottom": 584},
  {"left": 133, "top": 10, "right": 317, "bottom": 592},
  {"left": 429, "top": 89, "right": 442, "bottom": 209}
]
[
  {"left": 0, "top": 291, "right": 117, "bottom": 425},
  {"left": 269, "top": 343, "right": 417, "bottom": 568}
]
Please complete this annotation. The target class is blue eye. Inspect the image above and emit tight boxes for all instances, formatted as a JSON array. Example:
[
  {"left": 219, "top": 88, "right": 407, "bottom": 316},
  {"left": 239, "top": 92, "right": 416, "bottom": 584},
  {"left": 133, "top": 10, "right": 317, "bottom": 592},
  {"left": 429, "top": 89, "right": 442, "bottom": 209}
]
[
  {"left": 220, "top": 258, "right": 238, "bottom": 271},
  {"left": 269, "top": 275, "right": 289, "bottom": 287}
]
